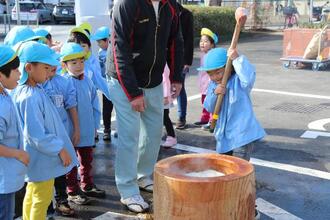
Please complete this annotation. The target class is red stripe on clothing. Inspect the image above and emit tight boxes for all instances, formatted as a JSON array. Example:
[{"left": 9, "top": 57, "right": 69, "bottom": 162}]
[
  {"left": 169, "top": 41, "right": 175, "bottom": 82},
  {"left": 111, "top": 23, "right": 132, "bottom": 100}
]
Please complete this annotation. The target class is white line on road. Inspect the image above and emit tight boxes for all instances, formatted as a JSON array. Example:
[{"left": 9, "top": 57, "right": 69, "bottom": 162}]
[
  {"left": 171, "top": 143, "right": 330, "bottom": 180},
  {"left": 308, "top": 118, "right": 330, "bottom": 131},
  {"left": 252, "top": 88, "right": 330, "bottom": 100},
  {"left": 300, "top": 130, "right": 330, "bottom": 139},
  {"left": 256, "top": 198, "right": 303, "bottom": 220}
]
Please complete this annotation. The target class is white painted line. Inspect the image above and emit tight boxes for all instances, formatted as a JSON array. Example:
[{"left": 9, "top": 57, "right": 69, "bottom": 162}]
[
  {"left": 256, "top": 198, "right": 303, "bottom": 220},
  {"left": 300, "top": 130, "right": 330, "bottom": 139},
  {"left": 252, "top": 88, "right": 330, "bottom": 100},
  {"left": 308, "top": 118, "right": 330, "bottom": 131},
  {"left": 171, "top": 144, "right": 330, "bottom": 180}
]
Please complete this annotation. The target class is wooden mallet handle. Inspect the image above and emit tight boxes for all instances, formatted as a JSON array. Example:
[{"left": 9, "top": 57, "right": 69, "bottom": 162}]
[{"left": 209, "top": 7, "right": 248, "bottom": 132}]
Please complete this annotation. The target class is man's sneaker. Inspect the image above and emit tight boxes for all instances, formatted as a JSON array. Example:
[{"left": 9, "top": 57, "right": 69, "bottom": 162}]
[
  {"left": 193, "top": 121, "right": 208, "bottom": 126},
  {"left": 68, "top": 191, "right": 91, "bottom": 205},
  {"left": 120, "top": 194, "right": 149, "bottom": 213},
  {"left": 175, "top": 119, "right": 187, "bottom": 130},
  {"left": 202, "top": 123, "right": 211, "bottom": 131},
  {"left": 162, "top": 136, "right": 177, "bottom": 148},
  {"left": 255, "top": 208, "right": 260, "bottom": 220},
  {"left": 81, "top": 184, "right": 106, "bottom": 198},
  {"left": 55, "top": 203, "right": 75, "bottom": 216},
  {"left": 103, "top": 133, "right": 111, "bottom": 142}
]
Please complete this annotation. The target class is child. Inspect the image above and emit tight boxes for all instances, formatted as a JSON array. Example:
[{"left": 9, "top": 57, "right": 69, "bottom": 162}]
[
  {"left": 68, "top": 26, "right": 111, "bottom": 100},
  {"left": 0, "top": 45, "right": 28, "bottom": 220},
  {"left": 91, "top": 26, "right": 114, "bottom": 141},
  {"left": 11, "top": 41, "right": 78, "bottom": 220},
  {"left": 194, "top": 28, "right": 218, "bottom": 129},
  {"left": 162, "top": 64, "right": 177, "bottom": 147},
  {"left": 60, "top": 42, "right": 106, "bottom": 202},
  {"left": 201, "top": 47, "right": 266, "bottom": 161},
  {"left": 34, "top": 28, "right": 62, "bottom": 52},
  {"left": 4, "top": 26, "right": 45, "bottom": 48},
  {"left": 43, "top": 65, "right": 80, "bottom": 214}
]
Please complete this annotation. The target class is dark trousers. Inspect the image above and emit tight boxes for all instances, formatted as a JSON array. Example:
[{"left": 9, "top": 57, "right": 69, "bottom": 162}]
[
  {"left": 177, "top": 68, "right": 188, "bottom": 121},
  {"left": 163, "top": 109, "right": 175, "bottom": 137},
  {"left": 102, "top": 94, "right": 113, "bottom": 133},
  {"left": 66, "top": 147, "right": 94, "bottom": 193}
]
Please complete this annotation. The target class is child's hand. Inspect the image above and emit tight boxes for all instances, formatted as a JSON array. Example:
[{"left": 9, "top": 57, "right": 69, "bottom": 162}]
[
  {"left": 59, "top": 148, "right": 72, "bottom": 167},
  {"left": 228, "top": 47, "right": 239, "bottom": 60},
  {"left": 71, "top": 129, "right": 80, "bottom": 147},
  {"left": 214, "top": 84, "right": 226, "bottom": 95},
  {"left": 163, "top": 97, "right": 169, "bottom": 105},
  {"left": 16, "top": 150, "right": 30, "bottom": 166}
]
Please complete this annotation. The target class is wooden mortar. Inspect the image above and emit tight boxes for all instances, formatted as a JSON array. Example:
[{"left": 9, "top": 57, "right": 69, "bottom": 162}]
[{"left": 154, "top": 153, "right": 255, "bottom": 220}]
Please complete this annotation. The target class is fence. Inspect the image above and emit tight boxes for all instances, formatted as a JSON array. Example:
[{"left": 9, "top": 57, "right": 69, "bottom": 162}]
[{"left": 1, "top": 13, "right": 39, "bottom": 36}]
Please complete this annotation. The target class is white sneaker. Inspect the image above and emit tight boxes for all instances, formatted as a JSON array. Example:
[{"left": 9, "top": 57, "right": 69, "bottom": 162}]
[
  {"left": 120, "top": 194, "right": 149, "bottom": 213},
  {"left": 162, "top": 136, "right": 177, "bottom": 148}
]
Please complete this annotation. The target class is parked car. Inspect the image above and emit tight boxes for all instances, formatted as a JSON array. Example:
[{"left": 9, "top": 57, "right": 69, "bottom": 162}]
[
  {"left": 52, "top": 2, "right": 75, "bottom": 24},
  {"left": 11, "top": 1, "right": 53, "bottom": 24}
]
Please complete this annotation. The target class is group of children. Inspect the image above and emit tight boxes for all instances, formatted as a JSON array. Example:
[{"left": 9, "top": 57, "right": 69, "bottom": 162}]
[
  {"left": 0, "top": 22, "right": 113, "bottom": 219},
  {"left": 0, "top": 22, "right": 266, "bottom": 219}
]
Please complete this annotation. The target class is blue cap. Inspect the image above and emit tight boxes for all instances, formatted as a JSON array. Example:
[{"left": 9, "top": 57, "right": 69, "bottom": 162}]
[
  {"left": 17, "top": 41, "right": 60, "bottom": 85},
  {"left": 34, "top": 28, "right": 50, "bottom": 38},
  {"left": 197, "top": 48, "right": 227, "bottom": 71},
  {"left": 60, "top": 42, "right": 86, "bottom": 62},
  {"left": 4, "top": 26, "right": 45, "bottom": 47},
  {"left": 91, "top": 26, "right": 110, "bottom": 41},
  {"left": 0, "top": 45, "right": 17, "bottom": 68}
]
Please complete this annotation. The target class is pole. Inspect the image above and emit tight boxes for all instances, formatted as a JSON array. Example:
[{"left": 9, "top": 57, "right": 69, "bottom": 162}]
[
  {"left": 15, "top": 0, "right": 21, "bottom": 25},
  {"left": 309, "top": 0, "right": 313, "bottom": 22}
]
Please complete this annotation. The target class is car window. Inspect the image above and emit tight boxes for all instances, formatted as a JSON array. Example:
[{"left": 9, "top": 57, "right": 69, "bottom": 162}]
[
  {"left": 36, "top": 4, "right": 45, "bottom": 10},
  {"left": 20, "top": 3, "right": 34, "bottom": 12}
]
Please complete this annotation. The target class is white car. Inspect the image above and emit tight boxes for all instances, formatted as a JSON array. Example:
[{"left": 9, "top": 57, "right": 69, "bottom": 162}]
[{"left": 11, "top": 1, "right": 53, "bottom": 23}]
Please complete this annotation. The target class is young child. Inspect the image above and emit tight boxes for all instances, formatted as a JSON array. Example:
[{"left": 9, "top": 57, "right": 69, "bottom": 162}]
[
  {"left": 11, "top": 41, "right": 78, "bottom": 220},
  {"left": 194, "top": 28, "right": 218, "bottom": 129},
  {"left": 162, "top": 64, "right": 177, "bottom": 147},
  {"left": 43, "top": 65, "right": 80, "bottom": 215},
  {"left": 201, "top": 47, "right": 266, "bottom": 161},
  {"left": 4, "top": 26, "right": 45, "bottom": 48},
  {"left": 68, "top": 27, "right": 111, "bottom": 100},
  {"left": 0, "top": 45, "right": 29, "bottom": 220},
  {"left": 60, "top": 42, "right": 106, "bottom": 203},
  {"left": 34, "top": 28, "right": 62, "bottom": 52},
  {"left": 91, "top": 26, "right": 114, "bottom": 141}
]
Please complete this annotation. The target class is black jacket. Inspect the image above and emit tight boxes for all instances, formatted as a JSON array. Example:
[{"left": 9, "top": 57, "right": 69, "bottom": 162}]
[
  {"left": 107, "top": 0, "right": 184, "bottom": 101},
  {"left": 178, "top": 3, "right": 194, "bottom": 66}
]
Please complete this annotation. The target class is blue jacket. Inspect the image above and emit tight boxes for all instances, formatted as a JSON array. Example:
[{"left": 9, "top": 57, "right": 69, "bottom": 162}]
[
  {"left": 204, "top": 55, "right": 266, "bottom": 153},
  {"left": 98, "top": 48, "right": 107, "bottom": 78},
  {"left": 0, "top": 92, "right": 26, "bottom": 193},
  {"left": 43, "top": 74, "right": 77, "bottom": 136},
  {"left": 11, "top": 85, "right": 79, "bottom": 182},
  {"left": 85, "top": 54, "right": 111, "bottom": 100},
  {"left": 63, "top": 73, "right": 101, "bottom": 147}
]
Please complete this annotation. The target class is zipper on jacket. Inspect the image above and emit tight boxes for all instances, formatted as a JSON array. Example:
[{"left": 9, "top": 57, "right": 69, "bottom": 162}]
[{"left": 145, "top": 2, "right": 166, "bottom": 87}]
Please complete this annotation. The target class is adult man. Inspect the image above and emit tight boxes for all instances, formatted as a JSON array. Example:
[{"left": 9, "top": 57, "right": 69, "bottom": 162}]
[
  {"left": 107, "top": 0, "right": 183, "bottom": 213},
  {"left": 175, "top": 3, "right": 194, "bottom": 129}
]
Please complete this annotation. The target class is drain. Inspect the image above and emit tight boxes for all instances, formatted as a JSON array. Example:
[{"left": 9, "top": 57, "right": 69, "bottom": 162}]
[{"left": 271, "top": 102, "right": 330, "bottom": 114}]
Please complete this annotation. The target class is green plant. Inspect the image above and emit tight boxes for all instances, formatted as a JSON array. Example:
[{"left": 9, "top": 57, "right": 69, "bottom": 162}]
[
  {"left": 184, "top": 5, "right": 236, "bottom": 44},
  {"left": 299, "top": 22, "right": 329, "bottom": 29}
]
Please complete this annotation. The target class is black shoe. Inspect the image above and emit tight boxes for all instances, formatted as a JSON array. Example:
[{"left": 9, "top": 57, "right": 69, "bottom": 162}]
[
  {"left": 114, "top": 132, "right": 118, "bottom": 138},
  {"left": 81, "top": 184, "right": 106, "bottom": 198},
  {"left": 95, "top": 134, "right": 99, "bottom": 141},
  {"left": 193, "top": 121, "right": 208, "bottom": 126},
  {"left": 175, "top": 119, "right": 187, "bottom": 130},
  {"left": 202, "top": 123, "right": 211, "bottom": 131},
  {"left": 68, "top": 191, "right": 91, "bottom": 205},
  {"left": 103, "top": 133, "right": 111, "bottom": 141}
]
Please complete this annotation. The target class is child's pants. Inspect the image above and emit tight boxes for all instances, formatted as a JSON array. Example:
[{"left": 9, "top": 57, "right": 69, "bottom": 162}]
[
  {"left": 102, "top": 94, "right": 113, "bottom": 133},
  {"left": 0, "top": 192, "right": 15, "bottom": 220},
  {"left": 201, "top": 94, "right": 212, "bottom": 123},
  {"left": 23, "top": 179, "right": 54, "bottom": 220},
  {"left": 163, "top": 109, "right": 175, "bottom": 137},
  {"left": 224, "top": 142, "right": 254, "bottom": 161},
  {"left": 66, "top": 147, "right": 94, "bottom": 193}
]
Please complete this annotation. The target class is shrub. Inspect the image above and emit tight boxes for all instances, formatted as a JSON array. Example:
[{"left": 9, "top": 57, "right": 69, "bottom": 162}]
[
  {"left": 184, "top": 5, "right": 236, "bottom": 44},
  {"left": 299, "top": 22, "right": 328, "bottom": 29}
]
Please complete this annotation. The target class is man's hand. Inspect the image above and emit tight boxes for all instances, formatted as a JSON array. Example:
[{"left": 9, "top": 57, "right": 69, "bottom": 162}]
[
  {"left": 16, "top": 150, "right": 30, "bottom": 166},
  {"left": 214, "top": 84, "right": 226, "bottom": 95},
  {"left": 131, "top": 96, "right": 146, "bottom": 112},
  {"left": 59, "top": 148, "right": 72, "bottom": 167},
  {"left": 171, "top": 82, "right": 182, "bottom": 98},
  {"left": 71, "top": 129, "right": 80, "bottom": 147}
]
